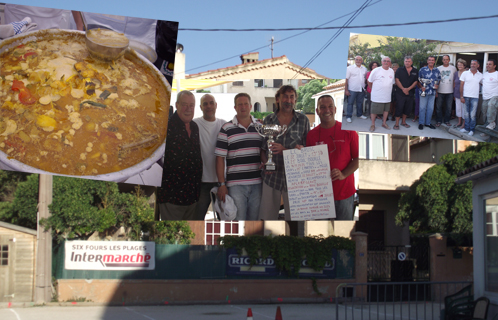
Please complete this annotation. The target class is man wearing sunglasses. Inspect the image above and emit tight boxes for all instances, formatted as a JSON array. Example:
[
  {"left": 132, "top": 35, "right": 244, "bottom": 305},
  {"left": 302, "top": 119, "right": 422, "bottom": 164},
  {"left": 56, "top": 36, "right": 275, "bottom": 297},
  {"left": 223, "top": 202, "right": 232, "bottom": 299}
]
[{"left": 306, "top": 95, "right": 359, "bottom": 220}]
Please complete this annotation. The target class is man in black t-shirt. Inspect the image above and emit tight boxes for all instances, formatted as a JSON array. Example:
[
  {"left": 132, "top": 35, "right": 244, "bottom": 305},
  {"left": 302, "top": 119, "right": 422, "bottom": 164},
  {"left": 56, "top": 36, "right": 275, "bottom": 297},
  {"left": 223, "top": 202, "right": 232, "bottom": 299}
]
[{"left": 394, "top": 56, "right": 419, "bottom": 130}]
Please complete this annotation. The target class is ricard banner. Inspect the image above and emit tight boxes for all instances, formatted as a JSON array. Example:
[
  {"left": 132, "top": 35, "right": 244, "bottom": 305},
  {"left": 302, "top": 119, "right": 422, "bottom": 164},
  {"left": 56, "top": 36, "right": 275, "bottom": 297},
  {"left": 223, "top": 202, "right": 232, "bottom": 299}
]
[{"left": 65, "top": 241, "right": 155, "bottom": 270}]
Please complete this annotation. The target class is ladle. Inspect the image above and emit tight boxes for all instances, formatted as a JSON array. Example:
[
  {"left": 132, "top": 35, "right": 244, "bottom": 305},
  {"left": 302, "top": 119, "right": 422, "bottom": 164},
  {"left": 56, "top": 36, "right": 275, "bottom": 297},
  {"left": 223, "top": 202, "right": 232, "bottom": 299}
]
[{"left": 80, "top": 12, "right": 129, "bottom": 61}]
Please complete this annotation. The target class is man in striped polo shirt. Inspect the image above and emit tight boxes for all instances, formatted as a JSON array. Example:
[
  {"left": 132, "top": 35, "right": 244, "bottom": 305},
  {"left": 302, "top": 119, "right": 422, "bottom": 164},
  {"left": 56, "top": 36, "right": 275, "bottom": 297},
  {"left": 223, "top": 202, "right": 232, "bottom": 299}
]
[{"left": 215, "top": 93, "right": 263, "bottom": 220}]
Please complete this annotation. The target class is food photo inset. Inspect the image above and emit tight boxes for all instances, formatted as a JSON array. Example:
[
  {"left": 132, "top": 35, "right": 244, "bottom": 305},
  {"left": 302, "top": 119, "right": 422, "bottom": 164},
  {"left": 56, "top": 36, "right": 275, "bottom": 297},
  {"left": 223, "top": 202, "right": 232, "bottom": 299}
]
[{"left": 0, "top": 4, "right": 178, "bottom": 187}]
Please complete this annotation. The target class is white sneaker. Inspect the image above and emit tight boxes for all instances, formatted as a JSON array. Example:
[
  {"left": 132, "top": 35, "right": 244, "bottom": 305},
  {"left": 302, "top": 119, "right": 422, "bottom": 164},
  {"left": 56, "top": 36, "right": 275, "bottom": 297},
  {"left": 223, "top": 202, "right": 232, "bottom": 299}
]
[
  {"left": 359, "top": 115, "right": 368, "bottom": 120},
  {"left": 468, "top": 131, "right": 474, "bottom": 136},
  {"left": 486, "top": 122, "right": 496, "bottom": 130},
  {"left": 346, "top": 118, "right": 352, "bottom": 123},
  {"left": 460, "top": 128, "right": 469, "bottom": 133}
]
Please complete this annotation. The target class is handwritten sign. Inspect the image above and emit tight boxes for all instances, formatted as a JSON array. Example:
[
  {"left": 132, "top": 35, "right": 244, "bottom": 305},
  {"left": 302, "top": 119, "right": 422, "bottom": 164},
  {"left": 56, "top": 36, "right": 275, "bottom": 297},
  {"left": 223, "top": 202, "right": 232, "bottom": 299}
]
[{"left": 283, "top": 145, "right": 335, "bottom": 220}]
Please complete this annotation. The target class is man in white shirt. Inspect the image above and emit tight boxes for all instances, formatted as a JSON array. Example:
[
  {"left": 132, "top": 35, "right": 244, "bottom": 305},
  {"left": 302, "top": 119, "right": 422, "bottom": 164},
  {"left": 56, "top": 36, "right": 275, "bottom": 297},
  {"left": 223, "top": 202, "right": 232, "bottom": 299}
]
[
  {"left": 436, "top": 55, "right": 457, "bottom": 126},
  {"left": 193, "top": 94, "right": 226, "bottom": 220},
  {"left": 345, "top": 56, "right": 368, "bottom": 123},
  {"left": 367, "top": 57, "right": 395, "bottom": 132},
  {"left": 480, "top": 59, "right": 498, "bottom": 130},
  {"left": 459, "top": 60, "right": 483, "bottom": 136}
]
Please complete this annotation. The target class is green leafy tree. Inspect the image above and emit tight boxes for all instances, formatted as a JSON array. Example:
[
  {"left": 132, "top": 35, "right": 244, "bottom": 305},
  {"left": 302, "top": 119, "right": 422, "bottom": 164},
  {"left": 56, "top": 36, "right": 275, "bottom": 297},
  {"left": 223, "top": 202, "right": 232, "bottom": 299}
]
[
  {"left": 296, "top": 79, "right": 337, "bottom": 114},
  {"left": 250, "top": 111, "right": 273, "bottom": 120},
  {"left": 349, "top": 36, "right": 440, "bottom": 70},
  {"left": 396, "top": 143, "right": 498, "bottom": 233},
  {"left": 0, "top": 173, "right": 39, "bottom": 229},
  {"left": 0, "top": 174, "right": 195, "bottom": 244}
]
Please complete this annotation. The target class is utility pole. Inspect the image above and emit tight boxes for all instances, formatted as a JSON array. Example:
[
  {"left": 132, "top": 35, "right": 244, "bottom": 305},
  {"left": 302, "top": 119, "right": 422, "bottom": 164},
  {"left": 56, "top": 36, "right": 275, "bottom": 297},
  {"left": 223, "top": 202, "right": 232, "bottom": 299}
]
[
  {"left": 35, "top": 174, "right": 53, "bottom": 304},
  {"left": 271, "top": 36, "right": 274, "bottom": 59}
]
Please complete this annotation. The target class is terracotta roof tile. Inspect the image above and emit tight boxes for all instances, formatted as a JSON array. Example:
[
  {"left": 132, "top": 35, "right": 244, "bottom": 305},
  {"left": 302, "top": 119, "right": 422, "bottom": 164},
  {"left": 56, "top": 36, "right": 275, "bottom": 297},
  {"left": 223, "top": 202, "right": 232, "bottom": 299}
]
[{"left": 457, "top": 155, "right": 498, "bottom": 177}]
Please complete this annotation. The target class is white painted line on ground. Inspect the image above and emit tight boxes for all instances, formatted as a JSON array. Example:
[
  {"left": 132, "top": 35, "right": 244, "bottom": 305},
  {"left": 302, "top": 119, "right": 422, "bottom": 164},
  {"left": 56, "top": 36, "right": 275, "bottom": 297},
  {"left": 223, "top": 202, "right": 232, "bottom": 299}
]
[
  {"left": 230, "top": 305, "right": 273, "bottom": 319},
  {"left": 125, "top": 307, "right": 156, "bottom": 320},
  {"left": 9, "top": 309, "right": 21, "bottom": 320}
]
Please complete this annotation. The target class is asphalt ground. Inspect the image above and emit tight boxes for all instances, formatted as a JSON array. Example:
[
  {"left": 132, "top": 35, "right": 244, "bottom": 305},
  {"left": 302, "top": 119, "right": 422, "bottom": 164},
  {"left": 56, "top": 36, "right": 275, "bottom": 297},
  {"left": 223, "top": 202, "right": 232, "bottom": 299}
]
[{"left": 0, "top": 302, "right": 447, "bottom": 320}]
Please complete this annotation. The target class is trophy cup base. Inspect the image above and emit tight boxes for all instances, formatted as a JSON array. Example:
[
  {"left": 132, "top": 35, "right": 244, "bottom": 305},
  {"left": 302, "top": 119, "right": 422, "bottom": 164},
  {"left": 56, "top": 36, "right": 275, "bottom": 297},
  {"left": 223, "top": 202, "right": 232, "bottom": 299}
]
[{"left": 265, "top": 164, "right": 276, "bottom": 171}]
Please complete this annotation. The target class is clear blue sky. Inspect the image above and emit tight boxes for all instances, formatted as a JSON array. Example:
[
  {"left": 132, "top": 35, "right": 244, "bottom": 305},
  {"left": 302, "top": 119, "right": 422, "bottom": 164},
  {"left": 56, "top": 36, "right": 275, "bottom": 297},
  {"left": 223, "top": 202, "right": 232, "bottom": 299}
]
[{"left": 7, "top": 0, "right": 498, "bottom": 79}]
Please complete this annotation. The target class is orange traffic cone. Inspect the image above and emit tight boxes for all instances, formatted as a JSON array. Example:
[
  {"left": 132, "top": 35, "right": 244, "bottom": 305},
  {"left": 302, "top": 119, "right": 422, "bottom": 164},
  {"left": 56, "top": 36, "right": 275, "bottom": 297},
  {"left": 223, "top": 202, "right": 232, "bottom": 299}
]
[
  {"left": 275, "top": 306, "right": 283, "bottom": 320},
  {"left": 247, "top": 308, "right": 253, "bottom": 320}
]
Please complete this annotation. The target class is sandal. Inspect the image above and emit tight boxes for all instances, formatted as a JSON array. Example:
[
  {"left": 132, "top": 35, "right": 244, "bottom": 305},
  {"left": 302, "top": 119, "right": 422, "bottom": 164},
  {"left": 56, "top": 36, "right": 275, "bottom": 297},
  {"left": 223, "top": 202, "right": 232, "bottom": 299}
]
[
  {"left": 436, "top": 122, "right": 441, "bottom": 127},
  {"left": 445, "top": 122, "right": 451, "bottom": 127},
  {"left": 369, "top": 125, "right": 375, "bottom": 132},
  {"left": 393, "top": 125, "right": 400, "bottom": 130},
  {"left": 382, "top": 123, "right": 391, "bottom": 130},
  {"left": 412, "top": 117, "right": 418, "bottom": 122},
  {"left": 401, "top": 123, "right": 411, "bottom": 128}
]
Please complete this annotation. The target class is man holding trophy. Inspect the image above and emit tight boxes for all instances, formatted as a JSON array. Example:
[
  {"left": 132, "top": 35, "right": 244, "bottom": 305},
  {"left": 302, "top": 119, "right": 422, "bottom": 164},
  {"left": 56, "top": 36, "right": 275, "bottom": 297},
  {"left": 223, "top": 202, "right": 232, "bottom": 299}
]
[
  {"left": 258, "top": 85, "right": 310, "bottom": 220},
  {"left": 215, "top": 93, "right": 263, "bottom": 220},
  {"left": 418, "top": 56, "right": 441, "bottom": 130}
]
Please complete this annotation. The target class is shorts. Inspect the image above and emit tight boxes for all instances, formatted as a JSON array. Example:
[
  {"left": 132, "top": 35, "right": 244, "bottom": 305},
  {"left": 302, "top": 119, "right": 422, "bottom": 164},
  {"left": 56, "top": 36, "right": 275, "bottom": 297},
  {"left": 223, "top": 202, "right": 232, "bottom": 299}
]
[
  {"left": 371, "top": 102, "right": 390, "bottom": 114},
  {"left": 395, "top": 94, "right": 414, "bottom": 117}
]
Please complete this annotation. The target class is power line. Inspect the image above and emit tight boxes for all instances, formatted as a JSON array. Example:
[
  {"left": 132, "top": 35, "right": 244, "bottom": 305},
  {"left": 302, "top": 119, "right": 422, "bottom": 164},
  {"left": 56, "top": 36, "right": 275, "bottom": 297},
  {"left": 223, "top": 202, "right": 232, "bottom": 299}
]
[
  {"left": 292, "top": 0, "right": 372, "bottom": 79},
  {"left": 184, "top": 1, "right": 381, "bottom": 74},
  {"left": 179, "top": 14, "right": 498, "bottom": 32}
]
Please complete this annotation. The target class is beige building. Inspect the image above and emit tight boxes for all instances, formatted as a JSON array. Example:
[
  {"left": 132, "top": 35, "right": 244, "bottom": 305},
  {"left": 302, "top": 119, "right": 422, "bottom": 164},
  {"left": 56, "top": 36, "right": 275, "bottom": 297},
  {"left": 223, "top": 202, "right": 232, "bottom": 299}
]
[
  {"left": 185, "top": 52, "right": 328, "bottom": 80},
  {"left": 357, "top": 134, "right": 476, "bottom": 247},
  {"left": 0, "top": 222, "right": 37, "bottom": 302}
]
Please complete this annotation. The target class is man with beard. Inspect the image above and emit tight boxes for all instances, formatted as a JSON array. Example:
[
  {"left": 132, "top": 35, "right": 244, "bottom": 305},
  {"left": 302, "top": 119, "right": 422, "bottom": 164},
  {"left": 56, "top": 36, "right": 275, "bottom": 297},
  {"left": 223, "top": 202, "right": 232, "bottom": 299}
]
[
  {"left": 258, "top": 85, "right": 310, "bottom": 220},
  {"left": 306, "top": 95, "right": 359, "bottom": 220}
]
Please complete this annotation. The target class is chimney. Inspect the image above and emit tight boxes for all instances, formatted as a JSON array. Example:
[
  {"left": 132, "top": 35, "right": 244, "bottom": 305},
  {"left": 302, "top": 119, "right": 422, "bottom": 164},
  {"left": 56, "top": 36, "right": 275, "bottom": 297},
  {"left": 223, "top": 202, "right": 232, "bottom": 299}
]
[{"left": 240, "top": 52, "right": 259, "bottom": 64}]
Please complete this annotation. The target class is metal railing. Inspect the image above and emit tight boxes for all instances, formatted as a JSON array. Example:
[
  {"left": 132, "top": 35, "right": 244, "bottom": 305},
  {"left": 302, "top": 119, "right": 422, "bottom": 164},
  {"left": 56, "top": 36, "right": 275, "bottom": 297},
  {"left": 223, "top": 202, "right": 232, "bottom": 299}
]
[{"left": 335, "top": 281, "right": 473, "bottom": 320}]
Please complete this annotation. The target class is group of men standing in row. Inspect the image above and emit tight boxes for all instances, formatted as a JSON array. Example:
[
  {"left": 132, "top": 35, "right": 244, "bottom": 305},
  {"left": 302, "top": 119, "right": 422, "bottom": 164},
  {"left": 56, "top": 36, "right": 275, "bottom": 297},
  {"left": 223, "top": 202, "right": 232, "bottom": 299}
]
[
  {"left": 156, "top": 85, "right": 359, "bottom": 222},
  {"left": 345, "top": 55, "right": 498, "bottom": 136}
]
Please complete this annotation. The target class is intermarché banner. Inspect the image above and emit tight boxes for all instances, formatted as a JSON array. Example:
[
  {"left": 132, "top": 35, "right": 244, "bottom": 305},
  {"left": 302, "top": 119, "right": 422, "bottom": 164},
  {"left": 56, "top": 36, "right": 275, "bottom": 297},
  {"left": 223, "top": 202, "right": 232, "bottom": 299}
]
[{"left": 65, "top": 241, "right": 155, "bottom": 270}]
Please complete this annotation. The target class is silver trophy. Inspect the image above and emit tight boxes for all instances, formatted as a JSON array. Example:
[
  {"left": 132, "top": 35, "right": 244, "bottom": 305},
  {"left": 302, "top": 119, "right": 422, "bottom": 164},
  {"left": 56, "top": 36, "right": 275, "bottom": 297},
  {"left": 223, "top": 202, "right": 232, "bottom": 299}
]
[
  {"left": 255, "top": 124, "right": 288, "bottom": 171},
  {"left": 419, "top": 77, "right": 432, "bottom": 97}
]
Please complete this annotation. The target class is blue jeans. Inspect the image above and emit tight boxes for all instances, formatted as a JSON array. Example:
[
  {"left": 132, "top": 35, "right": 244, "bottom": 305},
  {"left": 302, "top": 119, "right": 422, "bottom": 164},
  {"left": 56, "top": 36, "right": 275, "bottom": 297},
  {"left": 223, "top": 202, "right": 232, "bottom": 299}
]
[
  {"left": 436, "top": 93, "right": 454, "bottom": 124},
  {"left": 228, "top": 184, "right": 262, "bottom": 220},
  {"left": 346, "top": 90, "right": 365, "bottom": 118},
  {"left": 334, "top": 194, "right": 355, "bottom": 220},
  {"left": 464, "top": 97, "right": 479, "bottom": 132},
  {"left": 419, "top": 94, "right": 435, "bottom": 125}
]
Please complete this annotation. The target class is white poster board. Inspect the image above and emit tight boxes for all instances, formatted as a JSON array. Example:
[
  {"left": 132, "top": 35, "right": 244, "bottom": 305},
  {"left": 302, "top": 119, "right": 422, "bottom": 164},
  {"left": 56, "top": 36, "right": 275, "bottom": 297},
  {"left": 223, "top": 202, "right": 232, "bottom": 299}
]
[
  {"left": 283, "top": 144, "right": 335, "bottom": 220},
  {"left": 65, "top": 241, "right": 155, "bottom": 270}
]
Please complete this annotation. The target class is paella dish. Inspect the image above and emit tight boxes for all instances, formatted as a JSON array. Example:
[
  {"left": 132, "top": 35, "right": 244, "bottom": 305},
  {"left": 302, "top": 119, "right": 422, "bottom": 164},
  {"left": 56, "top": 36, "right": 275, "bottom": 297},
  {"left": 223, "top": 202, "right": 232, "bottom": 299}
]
[{"left": 0, "top": 30, "right": 170, "bottom": 176}]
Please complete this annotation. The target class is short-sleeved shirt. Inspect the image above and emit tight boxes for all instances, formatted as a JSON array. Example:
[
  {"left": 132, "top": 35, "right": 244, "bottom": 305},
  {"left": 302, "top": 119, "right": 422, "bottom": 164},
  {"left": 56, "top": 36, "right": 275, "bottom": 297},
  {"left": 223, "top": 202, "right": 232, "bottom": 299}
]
[
  {"left": 262, "top": 111, "right": 310, "bottom": 191},
  {"left": 157, "top": 112, "right": 202, "bottom": 206},
  {"left": 481, "top": 71, "right": 498, "bottom": 100},
  {"left": 306, "top": 122, "right": 358, "bottom": 201},
  {"left": 437, "top": 65, "right": 457, "bottom": 94},
  {"left": 418, "top": 66, "right": 441, "bottom": 96},
  {"left": 395, "top": 66, "right": 419, "bottom": 97},
  {"left": 368, "top": 67, "right": 395, "bottom": 103},
  {"left": 346, "top": 64, "right": 368, "bottom": 92},
  {"left": 460, "top": 70, "right": 483, "bottom": 99},
  {"left": 215, "top": 116, "right": 263, "bottom": 187}
]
